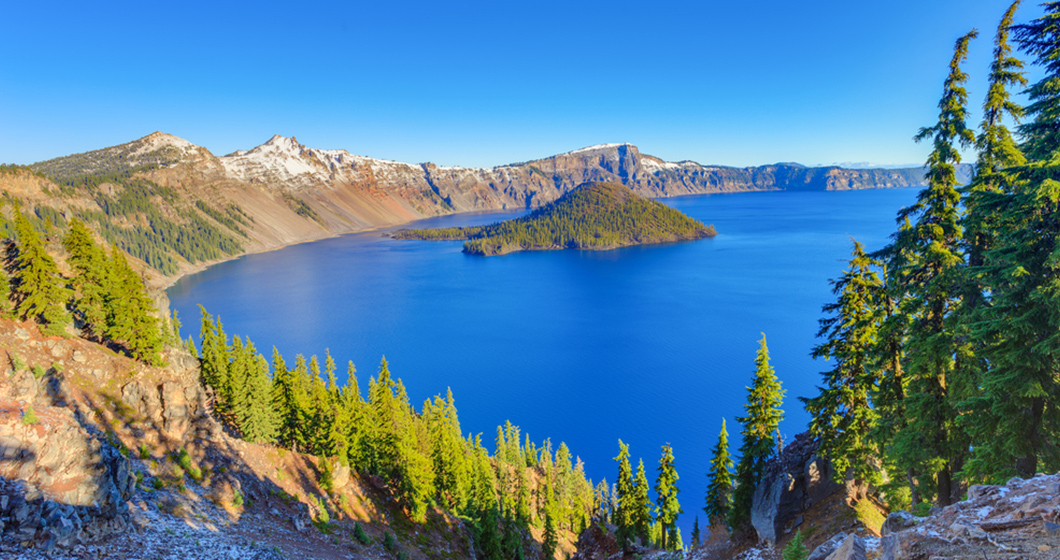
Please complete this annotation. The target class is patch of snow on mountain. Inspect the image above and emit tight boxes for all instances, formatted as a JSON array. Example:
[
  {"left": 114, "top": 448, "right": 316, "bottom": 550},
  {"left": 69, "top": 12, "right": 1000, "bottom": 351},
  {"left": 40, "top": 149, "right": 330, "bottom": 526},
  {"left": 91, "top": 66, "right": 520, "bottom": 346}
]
[
  {"left": 565, "top": 143, "right": 628, "bottom": 156},
  {"left": 131, "top": 132, "right": 196, "bottom": 156}
]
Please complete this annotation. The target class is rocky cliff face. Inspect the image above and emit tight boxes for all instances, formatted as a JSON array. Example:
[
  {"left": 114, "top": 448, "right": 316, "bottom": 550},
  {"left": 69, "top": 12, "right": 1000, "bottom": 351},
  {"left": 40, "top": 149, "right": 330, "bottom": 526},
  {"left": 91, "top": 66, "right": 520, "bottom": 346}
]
[{"left": 0, "top": 317, "right": 479, "bottom": 559}]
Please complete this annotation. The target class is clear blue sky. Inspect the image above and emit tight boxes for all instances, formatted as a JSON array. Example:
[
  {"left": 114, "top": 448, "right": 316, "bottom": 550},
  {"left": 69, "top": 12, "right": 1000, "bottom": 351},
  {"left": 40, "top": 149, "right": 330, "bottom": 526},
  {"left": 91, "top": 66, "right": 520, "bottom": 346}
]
[{"left": 0, "top": 1, "right": 1042, "bottom": 168}]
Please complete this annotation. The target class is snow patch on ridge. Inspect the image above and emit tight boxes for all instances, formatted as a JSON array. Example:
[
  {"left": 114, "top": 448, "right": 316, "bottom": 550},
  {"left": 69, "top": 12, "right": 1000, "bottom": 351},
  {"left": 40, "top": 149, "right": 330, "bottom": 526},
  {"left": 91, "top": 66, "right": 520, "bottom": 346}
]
[
  {"left": 220, "top": 135, "right": 428, "bottom": 185},
  {"left": 564, "top": 143, "right": 629, "bottom": 156},
  {"left": 131, "top": 132, "right": 196, "bottom": 156}
]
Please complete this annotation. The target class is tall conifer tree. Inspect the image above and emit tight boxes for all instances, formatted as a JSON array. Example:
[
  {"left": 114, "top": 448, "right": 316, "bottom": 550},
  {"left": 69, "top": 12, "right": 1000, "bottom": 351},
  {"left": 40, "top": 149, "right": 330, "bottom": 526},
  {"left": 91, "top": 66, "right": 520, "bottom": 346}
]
[
  {"left": 731, "top": 334, "right": 784, "bottom": 530},
  {"left": 105, "top": 247, "right": 163, "bottom": 364},
  {"left": 803, "top": 241, "right": 884, "bottom": 484},
  {"left": 613, "top": 440, "right": 635, "bottom": 547},
  {"left": 883, "top": 30, "right": 977, "bottom": 505},
  {"left": 963, "top": 3, "right": 1060, "bottom": 479},
  {"left": 654, "top": 444, "right": 681, "bottom": 551},
  {"left": 63, "top": 218, "right": 108, "bottom": 336},
  {"left": 12, "top": 208, "right": 69, "bottom": 336},
  {"left": 632, "top": 459, "right": 653, "bottom": 545},
  {"left": 704, "top": 418, "right": 734, "bottom": 528}
]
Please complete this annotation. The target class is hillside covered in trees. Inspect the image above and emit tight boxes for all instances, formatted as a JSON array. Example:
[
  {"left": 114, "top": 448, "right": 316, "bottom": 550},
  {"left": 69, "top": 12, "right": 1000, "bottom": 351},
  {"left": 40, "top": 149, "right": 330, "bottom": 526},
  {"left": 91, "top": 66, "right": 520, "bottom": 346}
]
[
  {"left": 694, "top": 3, "right": 1060, "bottom": 556},
  {"left": 392, "top": 182, "right": 717, "bottom": 256}
]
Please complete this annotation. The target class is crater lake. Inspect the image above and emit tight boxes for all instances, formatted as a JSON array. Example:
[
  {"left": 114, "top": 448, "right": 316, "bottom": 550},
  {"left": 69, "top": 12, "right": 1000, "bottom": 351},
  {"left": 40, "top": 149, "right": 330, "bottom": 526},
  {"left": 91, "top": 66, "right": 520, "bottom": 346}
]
[{"left": 167, "top": 186, "right": 920, "bottom": 537}]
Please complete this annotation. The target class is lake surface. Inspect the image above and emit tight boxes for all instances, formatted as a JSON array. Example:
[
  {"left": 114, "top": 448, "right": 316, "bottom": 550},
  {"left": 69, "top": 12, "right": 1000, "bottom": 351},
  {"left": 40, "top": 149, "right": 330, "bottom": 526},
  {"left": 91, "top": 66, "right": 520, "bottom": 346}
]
[{"left": 168, "top": 187, "right": 919, "bottom": 538}]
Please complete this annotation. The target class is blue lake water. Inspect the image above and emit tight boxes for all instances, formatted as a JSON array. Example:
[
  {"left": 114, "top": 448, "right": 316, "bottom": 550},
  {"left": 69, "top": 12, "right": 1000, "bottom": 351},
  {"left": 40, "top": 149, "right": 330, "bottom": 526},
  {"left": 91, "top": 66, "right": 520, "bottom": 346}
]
[{"left": 167, "top": 187, "right": 919, "bottom": 538}]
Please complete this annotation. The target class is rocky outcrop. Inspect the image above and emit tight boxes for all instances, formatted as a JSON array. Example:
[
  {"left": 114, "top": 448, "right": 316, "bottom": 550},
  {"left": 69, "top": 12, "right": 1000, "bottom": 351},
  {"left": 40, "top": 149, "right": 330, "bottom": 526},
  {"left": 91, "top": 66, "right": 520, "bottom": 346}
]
[
  {"left": 0, "top": 376, "right": 137, "bottom": 551},
  {"left": 568, "top": 521, "right": 621, "bottom": 560},
  {"left": 750, "top": 432, "right": 851, "bottom": 544},
  {"left": 807, "top": 532, "right": 848, "bottom": 560},
  {"left": 876, "top": 473, "right": 1060, "bottom": 560},
  {"left": 823, "top": 534, "right": 866, "bottom": 560}
]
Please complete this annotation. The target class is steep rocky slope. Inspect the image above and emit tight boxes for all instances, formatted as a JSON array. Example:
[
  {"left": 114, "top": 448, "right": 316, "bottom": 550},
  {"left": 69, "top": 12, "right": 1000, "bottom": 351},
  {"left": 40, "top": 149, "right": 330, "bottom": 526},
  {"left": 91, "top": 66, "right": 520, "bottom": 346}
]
[
  {"left": 0, "top": 317, "right": 487, "bottom": 559},
  {"left": 11, "top": 132, "right": 946, "bottom": 282}
]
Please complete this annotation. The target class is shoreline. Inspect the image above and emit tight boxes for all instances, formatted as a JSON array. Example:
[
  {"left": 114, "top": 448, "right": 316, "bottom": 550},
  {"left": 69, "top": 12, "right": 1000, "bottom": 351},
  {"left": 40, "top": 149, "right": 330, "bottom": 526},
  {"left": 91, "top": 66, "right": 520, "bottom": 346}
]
[
  {"left": 158, "top": 206, "right": 531, "bottom": 291},
  {"left": 157, "top": 185, "right": 920, "bottom": 292}
]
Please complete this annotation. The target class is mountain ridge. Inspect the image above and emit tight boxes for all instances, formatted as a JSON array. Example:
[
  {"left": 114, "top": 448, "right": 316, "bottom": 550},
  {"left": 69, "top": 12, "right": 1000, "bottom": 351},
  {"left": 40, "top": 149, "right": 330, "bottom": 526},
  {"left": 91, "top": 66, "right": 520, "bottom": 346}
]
[{"left": 7, "top": 132, "right": 961, "bottom": 284}]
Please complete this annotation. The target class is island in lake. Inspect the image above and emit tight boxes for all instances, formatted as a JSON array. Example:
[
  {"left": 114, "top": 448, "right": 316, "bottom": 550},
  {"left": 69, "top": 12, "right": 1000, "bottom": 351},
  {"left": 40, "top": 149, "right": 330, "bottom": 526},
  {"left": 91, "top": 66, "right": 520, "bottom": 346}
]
[{"left": 392, "top": 181, "right": 717, "bottom": 256}]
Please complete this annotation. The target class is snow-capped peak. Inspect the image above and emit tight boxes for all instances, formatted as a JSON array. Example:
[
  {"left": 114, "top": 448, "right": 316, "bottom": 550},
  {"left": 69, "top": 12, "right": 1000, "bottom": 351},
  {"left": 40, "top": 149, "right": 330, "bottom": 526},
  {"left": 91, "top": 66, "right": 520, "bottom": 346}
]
[
  {"left": 219, "top": 135, "right": 426, "bottom": 187},
  {"left": 564, "top": 143, "right": 634, "bottom": 156},
  {"left": 131, "top": 131, "right": 197, "bottom": 156}
]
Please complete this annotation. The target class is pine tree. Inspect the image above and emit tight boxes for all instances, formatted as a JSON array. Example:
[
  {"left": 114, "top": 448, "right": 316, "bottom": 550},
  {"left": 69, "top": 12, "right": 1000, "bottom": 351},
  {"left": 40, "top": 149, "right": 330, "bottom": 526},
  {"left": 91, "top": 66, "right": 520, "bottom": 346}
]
[
  {"left": 104, "top": 247, "right": 163, "bottom": 364},
  {"left": 654, "top": 444, "right": 682, "bottom": 551},
  {"left": 632, "top": 459, "right": 652, "bottom": 545},
  {"left": 691, "top": 516, "right": 702, "bottom": 549},
  {"left": 883, "top": 30, "right": 977, "bottom": 505},
  {"left": 541, "top": 506, "right": 558, "bottom": 560},
  {"left": 802, "top": 241, "right": 884, "bottom": 484},
  {"left": 1014, "top": 2, "right": 1060, "bottom": 160},
  {"left": 271, "top": 347, "right": 302, "bottom": 450},
  {"left": 477, "top": 504, "right": 503, "bottom": 560},
  {"left": 704, "top": 418, "right": 734, "bottom": 528},
  {"left": 0, "top": 266, "right": 12, "bottom": 320},
  {"left": 501, "top": 511, "right": 526, "bottom": 560},
  {"left": 241, "top": 348, "right": 279, "bottom": 444},
  {"left": 958, "top": 0, "right": 1033, "bottom": 483},
  {"left": 962, "top": 3, "right": 1060, "bottom": 479},
  {"left": 730, "top": 334, "right": 784, "bottom": 530},
  {"left": 613, "top": 440, "right": 635, "bottom": 546},
  {"left": 290, "top": 355, "right": 313, "bottom": 453},
  {"left": 63, "top": 218, "right": 108, "bottom": 336},
  {"left": 12, "top": 208, "right": 69, "bottom": 336}
]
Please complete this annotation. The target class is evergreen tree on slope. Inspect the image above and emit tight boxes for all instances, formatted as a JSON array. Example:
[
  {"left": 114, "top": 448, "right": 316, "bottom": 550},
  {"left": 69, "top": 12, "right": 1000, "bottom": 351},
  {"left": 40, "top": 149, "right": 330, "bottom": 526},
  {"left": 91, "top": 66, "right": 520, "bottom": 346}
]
[{"left": 730, "top": 334, "right": 784, "bottom": 531}]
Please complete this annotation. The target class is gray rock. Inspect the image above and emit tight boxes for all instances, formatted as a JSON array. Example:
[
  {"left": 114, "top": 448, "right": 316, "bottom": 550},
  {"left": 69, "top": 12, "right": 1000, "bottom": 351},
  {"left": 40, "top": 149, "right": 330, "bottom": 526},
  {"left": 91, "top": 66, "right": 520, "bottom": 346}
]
[
  {"left": 880, "top": 532, "right": 914, "bottom": 560},
  {"left": 293, "top": 515, "right": 307, "bottom": 532},
  {"left": 11, "top": 370, "right": 39, "bottom": 400},
  {"left": 966, "top": 484, "right": 997, "bottom": 501},
  {"left": 881, "top": 510, "right": 918, "bottom": 536},
  {"left": 807, "top": 532, "right": 846, "bottom": 560},
  {"left": 751, "top": 472, "right": 793, "bottom": 544},
  {"left": 0, "top": 435, "right": 24, "bottom": 460},
  {"left": 825, "top": 534, "right": 866, "bottom": 560},
  {"left": 333, "top": 464, "right": 351, "bottom": 489},
  {"left": 1046, "top": 521, "right": 1060, "bottom": 535},
  {"left": 948, "top": 521, "right": 987, "bottom": 542}
]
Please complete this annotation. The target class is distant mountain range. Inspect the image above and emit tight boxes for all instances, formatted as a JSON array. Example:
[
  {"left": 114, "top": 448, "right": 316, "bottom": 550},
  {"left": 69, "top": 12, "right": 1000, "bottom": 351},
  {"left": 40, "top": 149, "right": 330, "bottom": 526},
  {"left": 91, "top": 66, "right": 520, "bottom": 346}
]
[{"left": 6, "top": 132, "right": 964, "bottom": 279}]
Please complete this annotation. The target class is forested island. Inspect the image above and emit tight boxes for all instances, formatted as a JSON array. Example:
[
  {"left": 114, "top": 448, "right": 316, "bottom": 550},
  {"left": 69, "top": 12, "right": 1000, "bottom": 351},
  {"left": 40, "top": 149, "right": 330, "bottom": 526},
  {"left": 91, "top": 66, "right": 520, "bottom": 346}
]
[{"left": 392, "top": 182, "right": 717, "bottom": 256}]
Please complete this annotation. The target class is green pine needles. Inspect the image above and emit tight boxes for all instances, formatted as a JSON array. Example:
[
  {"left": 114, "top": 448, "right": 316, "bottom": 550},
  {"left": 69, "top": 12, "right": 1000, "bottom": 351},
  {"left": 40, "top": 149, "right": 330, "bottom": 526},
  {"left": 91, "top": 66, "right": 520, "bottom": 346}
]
[
  {"left": 730, "top": 334, "right": 784, "bottom": 531},
  {"left": 13, "top": 208, "right": 70, "bottom": 336},
  {"left": 703, "top": 419, "right": 734, "bottom": 528},
  {"left": 797, "top": 0, "right": 1060, "bottom": 512}
]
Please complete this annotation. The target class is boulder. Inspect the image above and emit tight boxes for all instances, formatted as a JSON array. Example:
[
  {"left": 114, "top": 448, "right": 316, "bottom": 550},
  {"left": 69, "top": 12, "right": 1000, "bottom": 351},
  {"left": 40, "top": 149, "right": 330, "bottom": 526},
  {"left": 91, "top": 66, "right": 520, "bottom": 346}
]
[
  {"left": 333, "top": 464, "right": 351, "bottom": 490},
  {"left": 948, "top": 521, "right": 987, "bottom": 542},
  {"left": 11, "top": 370, "right": 39, "bottom": 401},
  {"left": 750, "top": 432, "right": 845, "bottom": 544},
  {"left": 751, "top": 472, "right": 795, "bottom": 544},
  {"left": 880, "top": 510, "right": 918, "bottom": 536},
  {"left": 824, "top": 534, "right": 866, "bottom": 560},
  {"left": 807, "top": 532, "right": 846, "bottom": 560},
  {"left": 966, "top": 484, "right": 998, "bottom": 501},
  {"left": 160, "top": 381, "right": 190, "bottom": 434},
  {"left": 569, "top": 521, "right": 620, "bottom": 560},
  {"left": 880, "top": 531, "right": 915, "bottom": 560}
]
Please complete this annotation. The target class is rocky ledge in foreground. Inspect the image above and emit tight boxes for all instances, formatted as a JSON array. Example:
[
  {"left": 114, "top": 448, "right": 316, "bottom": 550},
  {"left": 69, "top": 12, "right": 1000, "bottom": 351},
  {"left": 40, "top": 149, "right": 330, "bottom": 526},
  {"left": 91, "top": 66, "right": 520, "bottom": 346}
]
[
  {"left": 874, "top": 473, "right": 1060, "bottom": 560},
  {"left": 393, "top": 182, "right": 717, "bottom": 256}
]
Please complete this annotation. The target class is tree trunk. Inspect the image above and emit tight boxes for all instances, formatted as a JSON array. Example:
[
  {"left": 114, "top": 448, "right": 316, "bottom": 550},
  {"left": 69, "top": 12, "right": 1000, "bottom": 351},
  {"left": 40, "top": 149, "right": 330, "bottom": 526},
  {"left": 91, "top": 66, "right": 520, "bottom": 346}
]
[{"left": 1015, "top": 397, "right": 1043, "bottom": 478}]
